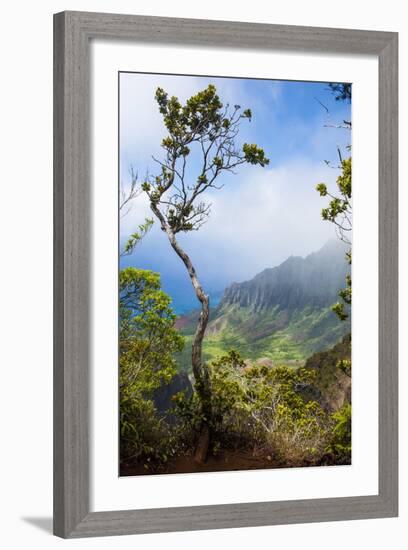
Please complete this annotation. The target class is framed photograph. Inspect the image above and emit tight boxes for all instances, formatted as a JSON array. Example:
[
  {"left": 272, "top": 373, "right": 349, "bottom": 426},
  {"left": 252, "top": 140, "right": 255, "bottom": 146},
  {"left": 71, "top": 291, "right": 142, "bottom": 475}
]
[{"left": 54, "top": 11, "right": 398, "bottom": 538}]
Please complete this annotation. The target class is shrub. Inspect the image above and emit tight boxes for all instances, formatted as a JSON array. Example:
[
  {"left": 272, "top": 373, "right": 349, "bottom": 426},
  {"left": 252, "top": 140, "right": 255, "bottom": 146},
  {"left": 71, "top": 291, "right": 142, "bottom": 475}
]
[
  {"left": 174, "top": 350, "right": 333, "bottom": 466},
  {"left": 119, "top": 267, "right": 184, "bottom": 465},
  {"left": 325, "top": 403, "right": 352, "bottom": 464}
]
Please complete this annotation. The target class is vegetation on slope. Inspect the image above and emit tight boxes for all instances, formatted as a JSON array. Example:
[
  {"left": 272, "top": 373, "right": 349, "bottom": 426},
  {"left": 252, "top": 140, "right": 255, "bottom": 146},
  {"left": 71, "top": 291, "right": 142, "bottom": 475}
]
[
  {"left": 302, "top": 333, "right": 351, "bottom": 411},
  {"left": 176, "top": 304, "right": 349, "bottom": 371}
]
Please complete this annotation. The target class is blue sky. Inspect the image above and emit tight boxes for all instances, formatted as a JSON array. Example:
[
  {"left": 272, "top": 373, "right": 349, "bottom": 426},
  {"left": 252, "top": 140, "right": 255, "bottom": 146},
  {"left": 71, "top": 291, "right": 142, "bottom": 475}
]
[{"left": 119, "top": 73, "right": 351, "bottom": 313}]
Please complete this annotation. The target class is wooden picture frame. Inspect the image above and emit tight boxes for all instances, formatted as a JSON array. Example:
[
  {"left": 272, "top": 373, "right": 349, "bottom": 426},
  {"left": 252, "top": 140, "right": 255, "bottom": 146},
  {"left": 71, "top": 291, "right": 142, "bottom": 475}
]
[{"left": 53, "top": 11, "right": 398, "bottom": 538}]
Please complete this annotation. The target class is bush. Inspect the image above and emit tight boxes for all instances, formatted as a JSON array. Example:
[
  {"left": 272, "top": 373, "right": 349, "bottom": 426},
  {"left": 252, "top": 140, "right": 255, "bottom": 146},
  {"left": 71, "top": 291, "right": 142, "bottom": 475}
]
[
  {"left": 173, "top": 350, "right": 335, "bottom": 466},
  {"left": 325, "top": 403, "right": 352, "bottom": 464}
]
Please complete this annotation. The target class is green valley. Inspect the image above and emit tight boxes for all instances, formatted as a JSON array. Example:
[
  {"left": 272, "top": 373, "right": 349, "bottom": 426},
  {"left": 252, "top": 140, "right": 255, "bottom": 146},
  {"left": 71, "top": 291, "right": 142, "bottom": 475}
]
[{"left": 175, "top": 239, "right": 351, "bottom": 372}]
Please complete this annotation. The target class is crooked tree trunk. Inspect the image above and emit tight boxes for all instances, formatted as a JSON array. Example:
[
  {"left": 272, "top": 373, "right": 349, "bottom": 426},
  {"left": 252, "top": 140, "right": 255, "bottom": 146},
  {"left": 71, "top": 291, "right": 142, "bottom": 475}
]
[{"left": 151, "top": 204, "right": 212, "bottom": 463}]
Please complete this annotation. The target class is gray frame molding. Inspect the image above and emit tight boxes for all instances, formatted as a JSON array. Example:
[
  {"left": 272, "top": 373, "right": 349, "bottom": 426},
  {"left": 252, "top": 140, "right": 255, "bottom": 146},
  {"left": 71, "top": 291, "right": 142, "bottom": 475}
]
[{"left": 53, "top": 11, "right": 398, "bottom": 538}]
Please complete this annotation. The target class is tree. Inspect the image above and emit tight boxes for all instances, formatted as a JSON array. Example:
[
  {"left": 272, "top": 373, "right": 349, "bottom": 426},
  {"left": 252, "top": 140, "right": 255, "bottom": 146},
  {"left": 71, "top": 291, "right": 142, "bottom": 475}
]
[
  {"left": 328, "top": 83, "right": 351, "bottom": 103},
  {"left": 316, "top": 84, "right": 352, "bottom": 321},
  {"left": 142, "top": 84, "right": 269, "bottom": 461},
  {"left": 119, "top": 267, "right": 184, "bottom": 462},
  {"left": 316, "top": 157, "right": 351, "bottom": 246}
]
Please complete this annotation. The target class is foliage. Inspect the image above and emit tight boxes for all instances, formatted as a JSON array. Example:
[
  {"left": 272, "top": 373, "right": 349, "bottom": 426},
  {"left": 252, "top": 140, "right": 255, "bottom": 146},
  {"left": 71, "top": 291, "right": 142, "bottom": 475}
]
[
  {"left": 327, "top": 403, "right": 352, "bottom": 464},
  {"left": 328, "top": 83, "right": 351, "bottom": 102},
  {"left": 331, "top": 266, "right": 351, "bottom": 320},
  {"left": 173, "top": 350, "right": 343, "bottom": 466},
  {"left": 119, "top": 267, "right": 184, "bottom": 463},
  {"left": 143, "top": 84, "right": 269, "bottom": 235},
  {"left": 316, "top": 86, "right": 352, "bottom": 321},
  {"left": 121, "top": 218, "right": 154, "bottom": 257},
  {"left": 337, "top": 357, "right": 351, "bottom": 377},
  {"left": 316, "top": 157, "right": 352, "bottom": 245}
]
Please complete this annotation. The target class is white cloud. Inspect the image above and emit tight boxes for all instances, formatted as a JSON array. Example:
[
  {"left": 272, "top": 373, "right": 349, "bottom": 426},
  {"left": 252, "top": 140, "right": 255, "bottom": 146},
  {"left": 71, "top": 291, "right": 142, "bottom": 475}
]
[
  {"left": 180, "top": 159, "right": 339, "bottom": 285},
  {"left": 121, "top": 157, "right": 341, "bottom": 289}
]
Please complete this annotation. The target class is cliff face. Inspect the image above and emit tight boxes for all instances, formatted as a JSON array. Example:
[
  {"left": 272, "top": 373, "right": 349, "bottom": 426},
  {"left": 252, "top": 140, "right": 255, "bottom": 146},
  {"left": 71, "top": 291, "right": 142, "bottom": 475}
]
[
  {"left": 303, "top": 333, "right": 352, "bottom": 412},
  {"left": 220, "top": 239, "right": 350, "bottom": 312}
]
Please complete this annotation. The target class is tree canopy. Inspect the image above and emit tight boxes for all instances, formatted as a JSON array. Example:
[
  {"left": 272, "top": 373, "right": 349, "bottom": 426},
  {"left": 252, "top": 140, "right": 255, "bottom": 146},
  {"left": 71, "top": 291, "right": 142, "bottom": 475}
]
[
  {"left": 142, "top": 84, "right": 269, "bottom": 234},
  {"left": 119, "top": 267, "right": 184, "bottom": 461}
]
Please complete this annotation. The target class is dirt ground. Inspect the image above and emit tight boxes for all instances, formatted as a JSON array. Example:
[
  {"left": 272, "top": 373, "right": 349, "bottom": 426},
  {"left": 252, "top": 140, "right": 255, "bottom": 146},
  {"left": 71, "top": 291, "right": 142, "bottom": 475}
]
[{"left": 120, "top": 450, "right": 281, "bottom": 476}]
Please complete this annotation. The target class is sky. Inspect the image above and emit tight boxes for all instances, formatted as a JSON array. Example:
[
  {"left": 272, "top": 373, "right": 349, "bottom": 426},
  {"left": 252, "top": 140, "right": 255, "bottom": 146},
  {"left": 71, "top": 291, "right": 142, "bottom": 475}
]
[{"left": 119, "top": 72, "right": 351, "bottom": 313}]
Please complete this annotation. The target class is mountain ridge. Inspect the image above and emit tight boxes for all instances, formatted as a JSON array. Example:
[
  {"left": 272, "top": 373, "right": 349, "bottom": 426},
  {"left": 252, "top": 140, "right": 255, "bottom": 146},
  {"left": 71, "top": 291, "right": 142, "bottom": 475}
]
[{"left": 219, "top": 239, "right": 350, "bottom": 313}]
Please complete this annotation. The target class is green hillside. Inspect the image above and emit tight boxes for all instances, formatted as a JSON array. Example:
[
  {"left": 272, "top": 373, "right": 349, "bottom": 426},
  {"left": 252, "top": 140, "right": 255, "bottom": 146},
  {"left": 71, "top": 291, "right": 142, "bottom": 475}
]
[{"left": 176, "top": 303, "right": 349, "bottom": 372}]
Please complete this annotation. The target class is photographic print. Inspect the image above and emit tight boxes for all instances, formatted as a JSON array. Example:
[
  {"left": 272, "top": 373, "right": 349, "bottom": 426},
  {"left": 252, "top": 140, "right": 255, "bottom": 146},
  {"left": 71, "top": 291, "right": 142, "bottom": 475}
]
[{"left": 119, "top": 72, "right": 352, "bottom": 476}]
